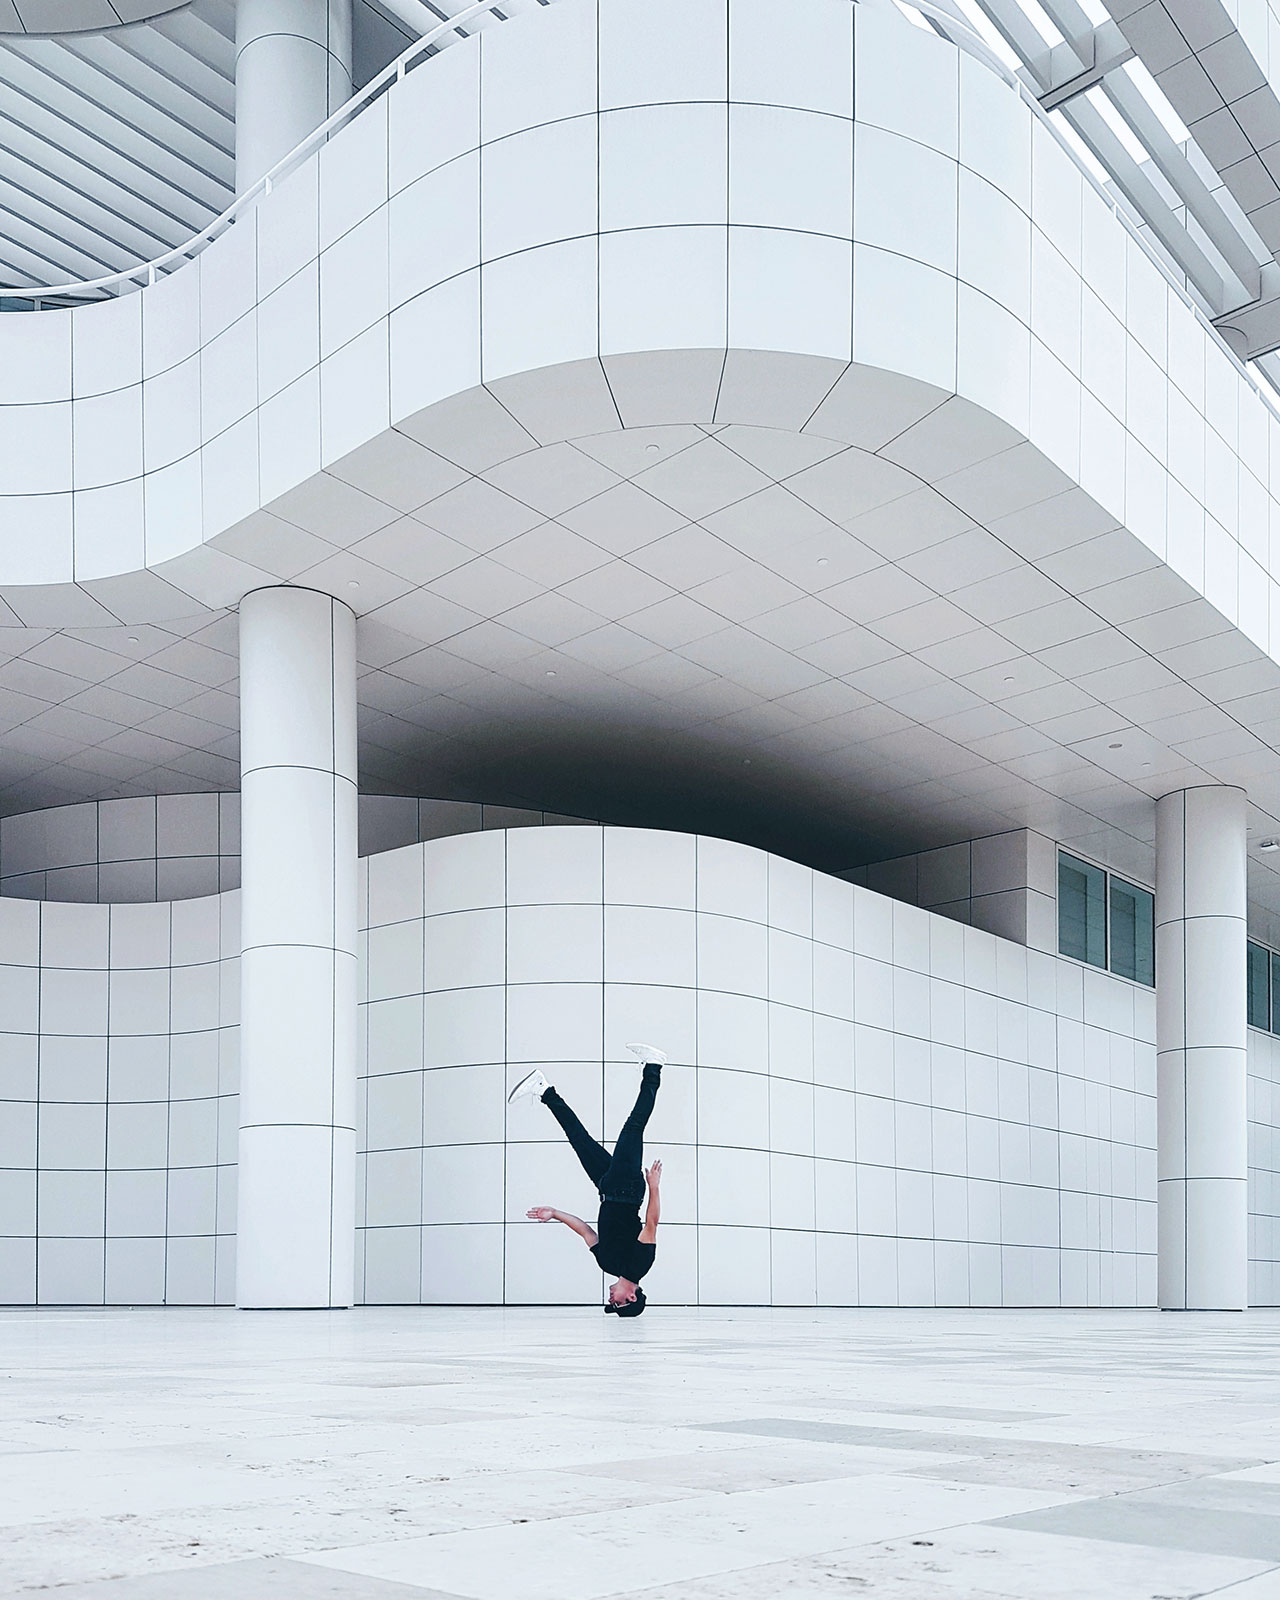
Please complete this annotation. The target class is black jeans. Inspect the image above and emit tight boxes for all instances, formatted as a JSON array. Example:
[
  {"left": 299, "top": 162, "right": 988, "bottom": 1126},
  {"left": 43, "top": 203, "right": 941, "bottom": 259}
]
[{"left": 543, "top": 1062, "right": 660, "bottom": 1204}]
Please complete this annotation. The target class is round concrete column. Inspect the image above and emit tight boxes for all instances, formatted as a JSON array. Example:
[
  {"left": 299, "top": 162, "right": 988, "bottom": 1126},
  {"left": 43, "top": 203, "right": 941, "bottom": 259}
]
[
  {"left": 236, "top": 587, "right": 358, "bottom": 1310},
  {"left": 1156, "top": 785, "right": 1249, "bottom": 1311},
  {"left": 235, "top": 0, "right": 353, "bottom": 192}
]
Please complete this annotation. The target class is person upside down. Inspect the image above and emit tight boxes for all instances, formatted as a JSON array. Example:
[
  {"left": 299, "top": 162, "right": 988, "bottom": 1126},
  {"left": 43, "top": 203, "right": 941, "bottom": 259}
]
[{"left": 507, "top": 1042, "right": 666, "bottom": 1317}]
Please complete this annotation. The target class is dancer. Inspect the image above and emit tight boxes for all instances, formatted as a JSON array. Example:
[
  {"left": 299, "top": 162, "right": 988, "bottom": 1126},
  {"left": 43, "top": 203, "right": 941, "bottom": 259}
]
[{"left": 508, "top": 1042, "right": 666, "bottom": 1317}]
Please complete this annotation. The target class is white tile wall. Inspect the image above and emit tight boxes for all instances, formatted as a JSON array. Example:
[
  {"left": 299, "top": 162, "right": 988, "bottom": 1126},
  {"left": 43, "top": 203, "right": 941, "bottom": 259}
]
[
  {"left": 3, "top": 826, "right": 1268, "bottom": 1308},
  {"left": 1249, "top": 1026, "right": 1280, "bottom": 1306},
  {"left": 0, "top": 793, "right": 601, "bottom": 905},
  {"left": 0, "top": 891, "right": 239, "bottom": 1306},
  {"left": 354, "top": 826, "right": 1164, "bottom": 1308},
  {"left": 0, "top": 796, "right": 239, "bottom": 904},
  {"left": 846, "top": 828, "right": 1059, "bottom": 951}
]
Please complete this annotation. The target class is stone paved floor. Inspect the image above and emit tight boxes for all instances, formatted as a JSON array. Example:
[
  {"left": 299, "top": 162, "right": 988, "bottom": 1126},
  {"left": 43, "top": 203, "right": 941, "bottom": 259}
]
[{"left": 5, "top": 1306, "right": 1280, "bottom": 1598}]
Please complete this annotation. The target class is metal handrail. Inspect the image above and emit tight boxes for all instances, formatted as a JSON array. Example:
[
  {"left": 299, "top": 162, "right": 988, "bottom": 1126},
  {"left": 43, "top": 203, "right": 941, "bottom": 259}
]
[{"left": 0, "top": 0, "right": 512, "bottom": 308}]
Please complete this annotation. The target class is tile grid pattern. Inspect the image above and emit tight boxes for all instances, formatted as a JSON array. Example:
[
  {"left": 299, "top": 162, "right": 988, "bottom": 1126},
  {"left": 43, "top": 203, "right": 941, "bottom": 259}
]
[
  {"left": 0, "top": 790, "right": 600, "bottom": 903},
  {"left": 0, "top": 893, "right": 239, "bottom": 1305},
  {"left": 6, "top": 825, "right": 1278, "bottom": 1307},
  {"left": 0, "top": 793, "right": 240, "bottom": 904},
  {"left": 844, "top": 827, "right": 1060, "bottom": 951},
  {"left": 355, "top": 825, "right": 1161, "bottom": 1307},
  {"left": 1250, "top": 1024, "right": 1280, "bottom": 1305}
]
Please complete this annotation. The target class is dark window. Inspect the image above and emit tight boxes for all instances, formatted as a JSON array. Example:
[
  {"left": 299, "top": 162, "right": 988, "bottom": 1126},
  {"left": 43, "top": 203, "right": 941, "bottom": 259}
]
[
  {"left": 1271, "top": 953, "right": 1280, "bottom": 1038},
  {"left": 1059, "top": 852, "right": 1106, "bottom": 969},
  {"left": 1248, "top": 942, "right": 1270, "bottom": 1030},
  {"left": 1110, "top": 877, "right": 1154, "bottom": 987}
]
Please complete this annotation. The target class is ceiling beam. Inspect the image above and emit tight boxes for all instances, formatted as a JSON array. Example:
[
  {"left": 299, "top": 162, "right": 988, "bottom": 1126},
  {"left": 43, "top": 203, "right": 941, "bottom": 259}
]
[
  {"left": 0, "top": 114, "right": 212, "bottom": 245},
  {"left": 0, "top": 192, "right": 122, "bottom": 281},
  {"left": 1, "top": 36, "right": 232, "bottom": 184},
  {"left": 1060, "top": 94, "right": 1238, "bottom": 312},
  {"left": 0, "top": 67, "right": 230, "bottom": 208},
  {"left": 73, "top": 30, "right": 235, "bottom": 138},
  {"left": 1036, "top": 22, "right": 1133, "bottom": 111}
]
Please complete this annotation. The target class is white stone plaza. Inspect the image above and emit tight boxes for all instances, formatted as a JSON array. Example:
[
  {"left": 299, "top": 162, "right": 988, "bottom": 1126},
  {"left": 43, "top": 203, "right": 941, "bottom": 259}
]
[{"left": 7, "top": 1305, "right": 1280, "bottom": 1599}]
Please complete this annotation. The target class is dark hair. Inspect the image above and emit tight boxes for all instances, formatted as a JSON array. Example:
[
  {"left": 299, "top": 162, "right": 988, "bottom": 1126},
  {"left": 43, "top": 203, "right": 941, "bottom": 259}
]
[{"left": 604, "top": 1287, "right": 647, "bottom": 1317}]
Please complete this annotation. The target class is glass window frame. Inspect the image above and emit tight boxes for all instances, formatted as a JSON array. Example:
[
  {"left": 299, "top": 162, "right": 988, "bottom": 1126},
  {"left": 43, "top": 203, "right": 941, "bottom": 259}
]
[
  {"left": 1058, "top": 850, "right": 1108, "bottom": 972},
  {"left": 1056, "top": 849, "right": 1156, "bottom": 989},
  {"left": 1109, "top": 874, "right": 1155, "bottom": 988},
  {"left": 1270, "top": 951, "right": 1280, "bottom": 1039},
  {"left": 1248, "top": 941, "right": 1272, "bottom": 1032}
]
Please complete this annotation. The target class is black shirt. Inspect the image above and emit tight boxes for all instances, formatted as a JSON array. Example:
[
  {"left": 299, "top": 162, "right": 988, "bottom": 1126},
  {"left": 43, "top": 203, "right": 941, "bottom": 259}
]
[{"left": 591, "top": 1200, "right": 655, "bottom": 1282}]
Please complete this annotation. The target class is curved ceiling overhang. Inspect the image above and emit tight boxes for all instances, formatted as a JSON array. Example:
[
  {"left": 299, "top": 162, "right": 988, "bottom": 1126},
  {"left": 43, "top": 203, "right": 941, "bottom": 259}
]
[{"left": 0, "top": 0, "right": 1278, "bottom": 901}]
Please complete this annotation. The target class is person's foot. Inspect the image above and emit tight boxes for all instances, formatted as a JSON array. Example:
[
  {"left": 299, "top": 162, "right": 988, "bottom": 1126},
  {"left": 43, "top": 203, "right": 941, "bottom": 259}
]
[
  {"left": 625, "top": 1042, "right": 667, "bottom": 1066},
  {"left": 507, "top": 1068, "right": 551, "bottom": 1105}
]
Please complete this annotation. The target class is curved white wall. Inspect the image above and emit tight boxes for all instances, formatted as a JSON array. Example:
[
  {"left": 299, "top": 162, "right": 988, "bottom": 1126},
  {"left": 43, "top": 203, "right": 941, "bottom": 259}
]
[
  {"left": 0, "top": 795, "right": 240, "bottom": 904},
  {"left": 1250, "top": 1026, "right": 1280, "bottom": 1306},
  {"left": 0, "top": 894, "right": 239, "bottom": 1306},
  {"left": 356, "top": 826, "right": 1160, "bottom": 1307},
  {"left": 6, "top": 823, "right": 1280, "bottom": 1307},
  {"left": 0, "top": 792, "right": 601, "bottom": 903},
  {"left": 0, "top": 0, "right": 1275, "bottom": 675}
]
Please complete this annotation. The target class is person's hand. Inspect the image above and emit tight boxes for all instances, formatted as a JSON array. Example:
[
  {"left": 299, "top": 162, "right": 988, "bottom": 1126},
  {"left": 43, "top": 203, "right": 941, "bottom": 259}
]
[
  {"left": 645, "top": 1159, "right": 662, "bottom": 1188},
  {"left": 526, "top": 1206, "right": 556, "bottom": 1222}
]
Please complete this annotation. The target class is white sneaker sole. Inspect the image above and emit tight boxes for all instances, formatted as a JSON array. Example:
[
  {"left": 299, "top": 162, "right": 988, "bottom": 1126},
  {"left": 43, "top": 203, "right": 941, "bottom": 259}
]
[
  {"left": 507, "top": 1069, "right": 547, "bottom": 1105},
  {"left": 625, "top": 1042, "right": 667, "bottom": 1065}
]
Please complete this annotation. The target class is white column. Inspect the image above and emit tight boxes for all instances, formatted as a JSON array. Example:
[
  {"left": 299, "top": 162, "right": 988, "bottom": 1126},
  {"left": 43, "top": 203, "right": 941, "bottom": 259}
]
[
  {"left": 235, "top": 0, "right": 353, "bottom": 192},
  {"left": 237, "top": 587, "right": 358, "bottom": 1310},
  {"left": 1156, "top": 785, "right": 1249, "bottom": 1311}
]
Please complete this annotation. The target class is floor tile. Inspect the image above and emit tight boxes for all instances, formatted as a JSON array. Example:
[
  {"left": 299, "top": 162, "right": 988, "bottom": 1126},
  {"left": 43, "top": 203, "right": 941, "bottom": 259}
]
[
  {"left": 5, "top": 1307, "right": 1280, "bottom": 1597},
  {"left": 15, "top": 1557, "right": 463, "bottom": 1598},
  {"left": 990, "top": 1499, "right": 1280, "bottom": 1561},
  {"left": 297, "top": 1475, "right": 1071, "bottom": 1599}
]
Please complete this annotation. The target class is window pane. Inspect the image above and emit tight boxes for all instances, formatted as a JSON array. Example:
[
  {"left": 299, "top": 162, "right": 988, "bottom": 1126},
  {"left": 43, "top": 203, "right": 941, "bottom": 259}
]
[
  {"left": 1110, "top": 877, "right": 1154, "bottom": 986},
  {"left": 1248, "top": 942, "right": 1270, "bottom": 1030},
  {"left": 1271, "top": 953, "right": 1280, "bottom": 1037},
  {"left": 1059, "top": 852, "right": 1106, "bottom": 968}
]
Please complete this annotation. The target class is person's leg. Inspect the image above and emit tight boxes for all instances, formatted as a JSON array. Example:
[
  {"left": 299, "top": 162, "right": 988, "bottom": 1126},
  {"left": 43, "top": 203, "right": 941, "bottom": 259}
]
[
  {"left": 541, "top": 1086, "right": 612, "bottom": 1188},
  {"left": 603, "top": 1061, "right": 661, "bottom": 1189}
]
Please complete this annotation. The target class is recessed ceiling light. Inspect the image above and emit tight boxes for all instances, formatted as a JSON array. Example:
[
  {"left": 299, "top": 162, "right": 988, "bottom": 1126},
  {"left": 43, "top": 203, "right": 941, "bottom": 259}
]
[
  {"left": 1108, "top": 741, "right": 1123, "bottom": 749},
  {"left": 645, "top": 443, "right": 661, "bottom": 453},
  {"left": 742, "top": 758, "right": 751, "bottom": 766},
  {"left": 817, "top": 558, "right": 829, "bottom": 568},
  {"left": 1002, "top": 675, "right": 1015, "bottom": 684},
  {"left": 1260, "top": 839, "right": 1280, "bottom": 852},
  {"left": 545, "top": 670, "right": 557, "bottom": 677},
  {"left": 126, "top": 635, "right": 139, "bottom": 644},
  {"left": 347, "top": 580, "right": 360, "bottom": 590}
]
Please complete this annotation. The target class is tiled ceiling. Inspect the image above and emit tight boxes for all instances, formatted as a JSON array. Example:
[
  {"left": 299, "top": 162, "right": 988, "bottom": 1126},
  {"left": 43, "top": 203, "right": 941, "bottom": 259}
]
[{"left": 3, "top": 419, "right": 1280, "bottom": 926}]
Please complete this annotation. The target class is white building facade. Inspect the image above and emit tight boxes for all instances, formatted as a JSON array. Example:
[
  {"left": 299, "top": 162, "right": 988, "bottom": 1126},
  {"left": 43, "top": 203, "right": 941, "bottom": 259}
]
[{"left": 3, "top": 0, "right": 1280, "bottom": 1312}]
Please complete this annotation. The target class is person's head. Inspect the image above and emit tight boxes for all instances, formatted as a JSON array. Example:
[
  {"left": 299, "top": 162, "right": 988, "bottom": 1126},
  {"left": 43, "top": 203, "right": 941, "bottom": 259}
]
[{"left": 604, "top": 1281, "right": 646, "bottom": 1317}]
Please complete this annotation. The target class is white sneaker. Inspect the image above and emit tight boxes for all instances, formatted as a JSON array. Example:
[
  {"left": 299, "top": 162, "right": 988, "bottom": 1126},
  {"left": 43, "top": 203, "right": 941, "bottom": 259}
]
[
  {"left": 507, "top": 1069, "right": 550, "bottom": 1106},
  {"left": 625, "top": 1042, "right": 667, "bottom": 1066}
]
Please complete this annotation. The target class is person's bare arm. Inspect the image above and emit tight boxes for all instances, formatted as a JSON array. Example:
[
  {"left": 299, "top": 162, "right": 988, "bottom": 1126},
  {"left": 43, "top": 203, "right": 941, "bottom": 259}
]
[
  {"left": 527, "top": 1206, "right": 598, "bottom": 1248},
  {"left": 639, "top": 1159, "right": 662, "bottom": 1243}
]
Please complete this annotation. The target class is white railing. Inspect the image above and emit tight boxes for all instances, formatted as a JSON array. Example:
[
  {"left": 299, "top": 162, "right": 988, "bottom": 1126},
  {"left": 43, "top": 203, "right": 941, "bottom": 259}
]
[{"left": 0, "top": 0, "right": 514, "bottom": 309}]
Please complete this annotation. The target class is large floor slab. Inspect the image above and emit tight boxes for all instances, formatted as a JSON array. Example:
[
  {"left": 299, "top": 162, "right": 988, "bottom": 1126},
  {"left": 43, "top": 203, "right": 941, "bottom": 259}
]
[{"left": 4, "top": 1307, "right": 1280, "bottom": 1597}]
